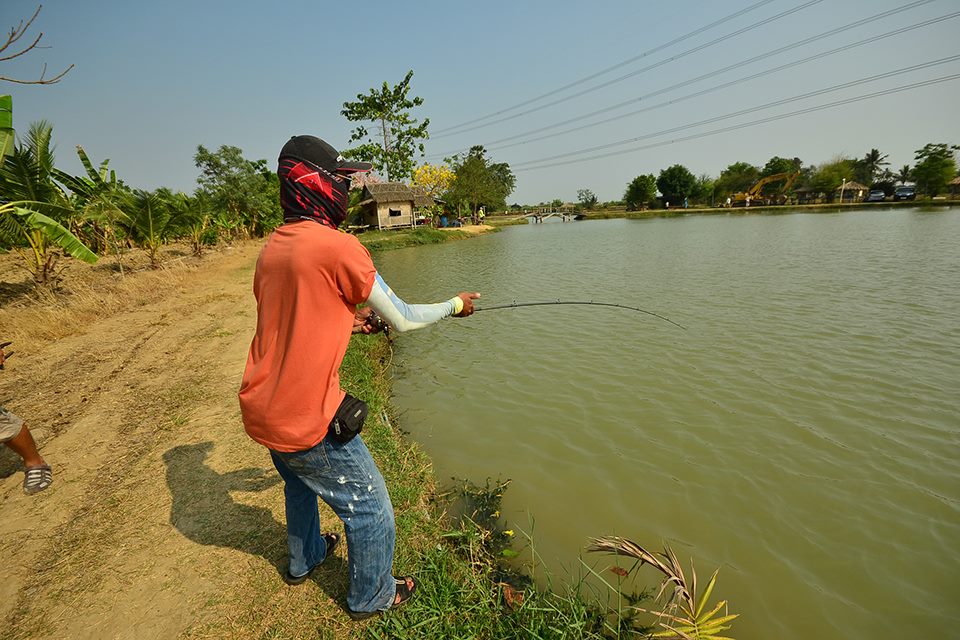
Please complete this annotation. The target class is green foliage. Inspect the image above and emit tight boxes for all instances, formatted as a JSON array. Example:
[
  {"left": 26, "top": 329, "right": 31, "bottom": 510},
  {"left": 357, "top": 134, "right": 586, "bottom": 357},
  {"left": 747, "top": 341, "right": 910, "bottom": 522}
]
[
  {"left": 761, "top": 156, "right": 802, "bottom": 177},
  {"left": 911, "top": 142, "right": 958, "bottom": 196},
  {"left": 0, "top": 95, "right": 13, "bottom": 161},
  {"left": 896, "top": 164, "right": 912, "bottom": 185},
  {"left": 690, "top": 174, "right": 715, "bottom": 206},
  {"left": 341, "top": 69, "right": 430, "bottom": 182},
  {"left": 809, "top": 156, "right": 857, "bottom": 195},
  {"left": 577, "top": 188, "right": 598, "bottom": 209},
  {"left": 194, "top": 144, "right": 280, "bottom": 237},
  {"left": 445, "top": 145, "right": 515, "bottom": 213},
  {"left": 624, "top": 174, "right": 657, "bottom": 210},
  {"left": 857, "top": 148, "right": 889, "bottom": 185},
  {"left": 714, "top": 162, "right": 760, "bottom": 198},
  {"left": 656, "top": 164, "right": 697, "bottom": 203},
  {"left": 123, "top": 189, "right": 179, "bottom": 268},
  {"left": 0, "top": 118, "right": 97, "bottom": 285}
]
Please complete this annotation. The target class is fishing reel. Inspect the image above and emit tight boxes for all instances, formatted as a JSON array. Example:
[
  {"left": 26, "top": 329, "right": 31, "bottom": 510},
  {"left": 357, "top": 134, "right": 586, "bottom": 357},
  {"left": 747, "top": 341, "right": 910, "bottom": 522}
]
[{"left": 364, "top": 310, "right": 389, "bottom": 336}]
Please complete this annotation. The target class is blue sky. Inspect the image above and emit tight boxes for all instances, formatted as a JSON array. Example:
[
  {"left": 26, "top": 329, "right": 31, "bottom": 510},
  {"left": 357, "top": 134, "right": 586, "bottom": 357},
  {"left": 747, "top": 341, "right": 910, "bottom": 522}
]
[{"left": 3, "top": 0, "right": 958, "bottom": 204}]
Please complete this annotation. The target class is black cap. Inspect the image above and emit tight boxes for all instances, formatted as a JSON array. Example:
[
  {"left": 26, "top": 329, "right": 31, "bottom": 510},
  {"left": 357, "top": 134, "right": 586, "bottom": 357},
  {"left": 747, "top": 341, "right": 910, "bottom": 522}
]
[{"left": 279, "top": 135, "right": 373, "bottom": 174}]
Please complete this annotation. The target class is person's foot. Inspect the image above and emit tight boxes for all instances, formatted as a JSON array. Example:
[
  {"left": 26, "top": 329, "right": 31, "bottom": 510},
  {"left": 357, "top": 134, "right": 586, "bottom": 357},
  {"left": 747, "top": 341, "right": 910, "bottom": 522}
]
[
  {"left": 23, "top": 464, "right": 52, "bottom": 495},
  {"left": 348, "top": 576, "right": 416, "bottom": 620},
  {"left": 283, "top": 532, "right": 340, "bottom": 585}
]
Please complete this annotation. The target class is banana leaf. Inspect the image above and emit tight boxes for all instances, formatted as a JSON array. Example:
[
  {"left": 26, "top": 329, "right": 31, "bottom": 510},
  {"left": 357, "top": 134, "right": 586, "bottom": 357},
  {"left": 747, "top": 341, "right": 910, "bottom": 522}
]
[
  {"left": 0, "top": 95, "right": 12, "bottom": 162},
  {"left": 8, "top": 205, "right": 98, "bottom": 264}
]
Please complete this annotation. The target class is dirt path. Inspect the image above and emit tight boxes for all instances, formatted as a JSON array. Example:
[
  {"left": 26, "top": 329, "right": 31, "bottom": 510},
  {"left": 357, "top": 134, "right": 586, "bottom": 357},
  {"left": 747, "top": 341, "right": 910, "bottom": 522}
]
[{"left": 0, "top": 243, "right": 321, "bottom": 639}]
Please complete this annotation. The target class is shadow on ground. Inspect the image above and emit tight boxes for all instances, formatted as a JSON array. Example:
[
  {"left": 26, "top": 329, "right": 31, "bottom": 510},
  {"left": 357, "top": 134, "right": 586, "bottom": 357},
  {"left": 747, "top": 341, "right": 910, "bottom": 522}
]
[{"left": 162, "top": 441, "right": 350, "bottom": 607}]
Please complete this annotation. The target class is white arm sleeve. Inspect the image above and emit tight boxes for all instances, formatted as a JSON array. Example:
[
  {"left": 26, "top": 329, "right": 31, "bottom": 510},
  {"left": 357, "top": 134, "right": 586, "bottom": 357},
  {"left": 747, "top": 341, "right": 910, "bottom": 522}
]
[{"left": 364, "top": 272, "right": 463, "bottom": 333}]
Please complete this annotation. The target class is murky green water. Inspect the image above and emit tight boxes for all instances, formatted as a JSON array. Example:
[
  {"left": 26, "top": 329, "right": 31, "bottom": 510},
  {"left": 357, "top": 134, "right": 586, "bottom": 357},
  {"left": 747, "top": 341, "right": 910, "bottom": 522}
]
[{"left": 374, "top": 208, "right": 960, "bottom": 640}]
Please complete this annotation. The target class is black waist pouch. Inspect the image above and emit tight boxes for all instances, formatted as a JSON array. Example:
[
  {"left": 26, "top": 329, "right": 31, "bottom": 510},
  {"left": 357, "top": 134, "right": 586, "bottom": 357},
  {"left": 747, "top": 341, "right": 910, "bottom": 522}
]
[{"left": 328, "top": 393, "right": 368, "bottom": 443}]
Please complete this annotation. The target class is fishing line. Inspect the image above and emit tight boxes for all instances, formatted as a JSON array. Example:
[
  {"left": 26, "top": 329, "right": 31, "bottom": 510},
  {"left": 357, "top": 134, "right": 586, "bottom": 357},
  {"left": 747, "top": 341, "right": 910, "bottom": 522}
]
[{"left": 474, "top": 300, "right": 687, "bottom": 330}]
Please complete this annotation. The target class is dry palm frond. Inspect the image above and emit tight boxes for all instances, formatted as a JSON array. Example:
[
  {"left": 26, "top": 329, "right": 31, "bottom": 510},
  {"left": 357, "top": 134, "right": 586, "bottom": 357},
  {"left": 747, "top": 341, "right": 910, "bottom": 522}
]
[{"left": 588, "top": 536, "right": 738, "bottom": 640}]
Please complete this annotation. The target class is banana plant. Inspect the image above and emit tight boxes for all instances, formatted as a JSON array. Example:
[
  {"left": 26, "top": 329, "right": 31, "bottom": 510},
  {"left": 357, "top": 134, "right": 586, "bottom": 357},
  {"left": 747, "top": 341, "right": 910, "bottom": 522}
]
[
  {"left": 589, "top": 536, "right": 738, "bottom": 640},
  {"left": 55, "top": 145, "right": 131, "bottom": 272},
  {"left": 0, "top": 111, "right": 97, "bottom": 285}
]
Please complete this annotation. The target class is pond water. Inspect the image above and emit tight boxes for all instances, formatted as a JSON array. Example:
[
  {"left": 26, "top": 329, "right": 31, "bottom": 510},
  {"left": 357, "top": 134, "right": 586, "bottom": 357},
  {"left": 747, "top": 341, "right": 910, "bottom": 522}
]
[{"left": 373, "top": 207, "right": 960, "bottom": 640}]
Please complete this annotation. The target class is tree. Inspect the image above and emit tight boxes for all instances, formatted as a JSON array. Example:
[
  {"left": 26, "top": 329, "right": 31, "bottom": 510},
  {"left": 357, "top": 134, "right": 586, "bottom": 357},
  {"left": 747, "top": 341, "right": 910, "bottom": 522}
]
[
  {"left": 809, "top": 156, "right": 857, "bottom": 198},
  {"left": 690, "top": 173, "right": 715, "bottom": 206},
  {"left": 896, "top": 164, "right": 912, "bottom": 185},
  {"left": 859, "top": 148, "right": 889, "bottom": 184},
  {"left": 445, "top": 146, "right": 515, "bottom": 214},
  {"left": 576, "top": 188, "right": 598, "bottom": 209},
  {"left": 341, "top": 70, "right": 429, "bottom": 182},
  {"left": 194, "top": 144, "right": 280, "bottom": 237},
  {"left": 1, "top": 6, "right": 74, "bottom": 85},
  {"left": 624, "top": 174, "right": 657, "bottom": 210},
  {"left": 761, "top": 156, "right": 802, "bottom": 177},
  {"left": 0, "top": 119, "right": 97, "bottom": 285},
  {"left": 714, "top": 162, "right": 760, "bottom": 198},
  {"left": 411, "top": 163, "right": 454, "bottom": 198},
  {"left": 55, "top": 144, "right": 132, "bottom": 272},
  {"left": 911, "top": 143, "right": 958, "bottom": 197},
  {"left": 656, "top": 164, "right": 696, "bottom": 204}
]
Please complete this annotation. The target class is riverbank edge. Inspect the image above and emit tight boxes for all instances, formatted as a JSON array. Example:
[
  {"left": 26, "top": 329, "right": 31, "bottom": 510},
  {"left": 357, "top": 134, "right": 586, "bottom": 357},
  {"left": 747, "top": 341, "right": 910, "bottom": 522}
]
[
  {"left": 589, "top": 198, "right": 960, "bottom": 220},
  {"left": 346, "top": 225, "right": 612, "bottom": 638}
]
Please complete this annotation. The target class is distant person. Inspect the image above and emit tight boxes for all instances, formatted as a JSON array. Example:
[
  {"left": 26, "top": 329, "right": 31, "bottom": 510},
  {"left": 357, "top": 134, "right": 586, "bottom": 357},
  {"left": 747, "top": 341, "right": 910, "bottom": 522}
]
[
  {"left": 0, "top": 342, "right": 52, "bottom": 495},
  {"left": 684, "top": 197, "right": 688, "bottom": 209},
  {"left": 726, "top": 196, "right": 731, "bottom": 207},
  {"left": 239, "top": 135, "right": 479, "bottom": 620}
]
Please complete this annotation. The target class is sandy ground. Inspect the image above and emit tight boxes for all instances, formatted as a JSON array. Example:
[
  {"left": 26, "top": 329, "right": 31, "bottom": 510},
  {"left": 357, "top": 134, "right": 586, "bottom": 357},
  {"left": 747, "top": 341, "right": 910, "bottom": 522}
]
[{"left": 0, "top": 242, "right": 323, "bottom": 639}]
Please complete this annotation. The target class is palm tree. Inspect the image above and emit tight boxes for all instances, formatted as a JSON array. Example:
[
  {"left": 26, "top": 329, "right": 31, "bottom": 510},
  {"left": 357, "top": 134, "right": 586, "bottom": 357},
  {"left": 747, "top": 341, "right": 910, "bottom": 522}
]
[
  {"left": 861, "top": 148, "right": 890, "bottom": 183},
  {"left": 0, "top": 117, "right": 97, "bottom": 285},
  {"left": 123, "top": 189, "right": 180, "bottom": 268},
  {"left": 897, "top": 164, "right": 912, "bottom": 185}
]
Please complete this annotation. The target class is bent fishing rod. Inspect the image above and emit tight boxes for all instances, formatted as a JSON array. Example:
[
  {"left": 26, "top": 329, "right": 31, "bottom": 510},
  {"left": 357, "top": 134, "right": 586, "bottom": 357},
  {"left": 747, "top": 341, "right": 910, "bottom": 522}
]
[{"left": 474, "top": 300, "right": 687, "bottom": 330}]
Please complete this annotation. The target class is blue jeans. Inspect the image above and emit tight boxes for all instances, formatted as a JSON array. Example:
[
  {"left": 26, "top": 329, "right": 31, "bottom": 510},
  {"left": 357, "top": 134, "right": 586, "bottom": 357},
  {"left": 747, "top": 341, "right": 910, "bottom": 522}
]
[{"left": 270, "top": 435, "right": 396, "bottom": 613}]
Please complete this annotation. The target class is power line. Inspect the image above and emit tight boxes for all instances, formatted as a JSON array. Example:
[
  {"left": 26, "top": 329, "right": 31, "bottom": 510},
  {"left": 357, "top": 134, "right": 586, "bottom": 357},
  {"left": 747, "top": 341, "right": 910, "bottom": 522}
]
[
  {"left": 430, "top": 0, "right": 779, "bottom": 135},
  {"left": 514, "top": 72, "right": 960, "bottom": 172},
  {"left": 511, "top": 55, "right": 960, "bottom": 167},
  {"left": 428, "top": 2, "right": 948, "bottom": 160},
  {"left": 431, "top": 0, "right": 828, "bottom": 139}
]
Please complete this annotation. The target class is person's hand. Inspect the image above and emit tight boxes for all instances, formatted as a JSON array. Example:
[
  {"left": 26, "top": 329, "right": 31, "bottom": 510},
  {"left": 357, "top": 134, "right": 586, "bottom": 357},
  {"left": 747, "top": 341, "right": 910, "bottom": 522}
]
[
  {"left": 352, "top": 307, "right": 374, "bottom": 334},
  {"left": 454, "top": 292, "right": 481, "bottom": 317}
]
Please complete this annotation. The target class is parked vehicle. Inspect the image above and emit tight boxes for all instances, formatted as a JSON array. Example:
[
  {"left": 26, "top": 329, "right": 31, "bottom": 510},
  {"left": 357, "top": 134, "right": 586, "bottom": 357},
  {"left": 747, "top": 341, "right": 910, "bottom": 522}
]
[
  {"left": 893, "top": 186, "right": 917, "bottom": 201},
  {"left": 866, "top": 190, "right": 886, "bottom": 202}
]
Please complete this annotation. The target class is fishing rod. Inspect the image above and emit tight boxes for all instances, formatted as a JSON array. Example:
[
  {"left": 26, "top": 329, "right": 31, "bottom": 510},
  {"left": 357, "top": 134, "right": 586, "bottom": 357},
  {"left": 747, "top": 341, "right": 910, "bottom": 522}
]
[{"left": 474, "top": 300, "right": 687, "bottom": 330}]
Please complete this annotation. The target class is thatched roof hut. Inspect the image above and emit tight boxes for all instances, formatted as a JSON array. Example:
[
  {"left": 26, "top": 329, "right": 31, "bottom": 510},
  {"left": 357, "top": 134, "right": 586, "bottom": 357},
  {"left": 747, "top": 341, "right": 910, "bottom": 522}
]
[
  {"left": 358, "top": 183, "right": 416, "bottom": 229},
  {"left": 836, "top": 180, "right": 869, "bottom": 201}
]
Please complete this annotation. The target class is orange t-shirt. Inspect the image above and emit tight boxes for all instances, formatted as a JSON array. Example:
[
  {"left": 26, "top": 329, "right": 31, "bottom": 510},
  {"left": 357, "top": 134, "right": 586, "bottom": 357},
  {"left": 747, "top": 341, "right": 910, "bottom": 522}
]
[{"left": 238, "top": 221, "right": 377, "bottom": 452}]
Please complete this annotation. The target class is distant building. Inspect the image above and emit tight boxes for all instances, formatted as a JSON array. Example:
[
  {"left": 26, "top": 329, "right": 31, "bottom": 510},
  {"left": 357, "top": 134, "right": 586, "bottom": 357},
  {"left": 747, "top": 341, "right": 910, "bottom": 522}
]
[
  {"left": 948, "top": 175, "right": 960, "bottom": 197},
  {"left": 357, "top": 183, "right": 426, "bottom": 229},
  {"left": 836, "top": 181, "right": 868, "bottom": 202}
]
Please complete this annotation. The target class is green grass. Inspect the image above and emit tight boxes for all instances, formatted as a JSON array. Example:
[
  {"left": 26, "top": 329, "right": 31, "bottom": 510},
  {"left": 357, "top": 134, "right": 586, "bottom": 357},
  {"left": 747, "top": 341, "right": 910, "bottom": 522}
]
[{"left": 356, "top": 227, "right": 478, "bottom": 252}]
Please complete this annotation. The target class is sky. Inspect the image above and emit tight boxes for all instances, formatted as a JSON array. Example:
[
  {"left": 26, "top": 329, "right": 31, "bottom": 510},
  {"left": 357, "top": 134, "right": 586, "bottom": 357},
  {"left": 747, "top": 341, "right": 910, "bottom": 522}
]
[{"left": 3, "top": 0, "right": 958, "bottom": 204}]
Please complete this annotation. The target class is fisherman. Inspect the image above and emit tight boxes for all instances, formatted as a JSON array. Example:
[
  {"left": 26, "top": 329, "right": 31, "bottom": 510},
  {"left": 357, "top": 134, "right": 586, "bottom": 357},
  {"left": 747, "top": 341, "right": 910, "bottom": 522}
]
[
  {"left": 0, "top": 342, "right": 53, "bottom": 495},
  {"left": 238, "top": 135, "right": 479, "bottom": 620}
]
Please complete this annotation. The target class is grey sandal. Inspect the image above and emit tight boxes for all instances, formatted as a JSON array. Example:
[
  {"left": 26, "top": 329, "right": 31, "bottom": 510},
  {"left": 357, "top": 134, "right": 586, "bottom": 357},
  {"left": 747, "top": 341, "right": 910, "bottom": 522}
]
[{"left": 23, "top": 464, "right": 53, "bottom": 495}]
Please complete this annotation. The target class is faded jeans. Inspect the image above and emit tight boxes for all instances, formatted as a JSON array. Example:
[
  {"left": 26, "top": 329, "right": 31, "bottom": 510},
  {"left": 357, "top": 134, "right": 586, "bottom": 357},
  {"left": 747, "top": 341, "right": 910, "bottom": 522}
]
[{"left": 270, "top": 434, "right": 396, "bottom": 613}]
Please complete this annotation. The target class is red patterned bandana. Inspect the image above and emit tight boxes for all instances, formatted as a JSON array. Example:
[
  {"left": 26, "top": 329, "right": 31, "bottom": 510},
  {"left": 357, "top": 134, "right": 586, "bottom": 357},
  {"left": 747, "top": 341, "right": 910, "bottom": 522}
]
[{"left": 278, "top": 158, "right": 350, "bottom": 229}]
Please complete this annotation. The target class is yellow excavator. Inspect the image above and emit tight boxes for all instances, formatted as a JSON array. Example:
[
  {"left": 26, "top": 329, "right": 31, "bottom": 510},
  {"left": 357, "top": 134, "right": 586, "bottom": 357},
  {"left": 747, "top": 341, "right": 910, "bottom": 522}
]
[{"left": 730, "top": 171, "right": 800, "bottom": 207}]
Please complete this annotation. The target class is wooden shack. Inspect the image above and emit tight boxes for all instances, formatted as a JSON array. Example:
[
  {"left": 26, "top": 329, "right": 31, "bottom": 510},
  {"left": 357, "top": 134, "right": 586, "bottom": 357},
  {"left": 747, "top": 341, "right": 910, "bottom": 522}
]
[{"left": 359, "top": 183, "right": 416, "bottom": 229}]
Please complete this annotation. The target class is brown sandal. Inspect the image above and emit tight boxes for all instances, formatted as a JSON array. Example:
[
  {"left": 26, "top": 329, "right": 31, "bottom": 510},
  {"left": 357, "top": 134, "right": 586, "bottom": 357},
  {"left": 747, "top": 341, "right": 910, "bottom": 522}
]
[{"left": 348, "top": 576, "right": 416, "bottom": 620}]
